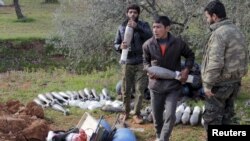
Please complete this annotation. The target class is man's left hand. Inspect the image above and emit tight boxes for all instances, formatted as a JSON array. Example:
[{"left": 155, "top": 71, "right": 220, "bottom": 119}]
[
  {"left": 205, "top": 89, "right": 214, "bottom": 98},
  {"left": 179, "top": 68, "right": 189, "bottom": 84}
]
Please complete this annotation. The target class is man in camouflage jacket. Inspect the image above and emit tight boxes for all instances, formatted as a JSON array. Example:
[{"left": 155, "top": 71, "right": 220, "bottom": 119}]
[{"left": 201, "top": 0, "right": 249, "bottom": 132}]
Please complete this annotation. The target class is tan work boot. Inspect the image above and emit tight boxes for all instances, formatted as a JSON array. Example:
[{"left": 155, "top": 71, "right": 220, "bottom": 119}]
[
  {"left": 116, "top": 95, "right": 123, "bottom": 100},
  {"left": 120, "top": 113, "right": 129, "bottom": 122},
  {"left": 132, "top": 115, "right": 144, "bottom": 124},
  {"left": 129, "top": 110, "right": 136, "bottom": 115}
]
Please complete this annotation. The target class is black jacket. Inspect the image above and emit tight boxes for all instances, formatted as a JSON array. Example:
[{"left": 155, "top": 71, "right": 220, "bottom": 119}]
[{"left": 114, "top": 20, "right": 152, "bottom": 65}]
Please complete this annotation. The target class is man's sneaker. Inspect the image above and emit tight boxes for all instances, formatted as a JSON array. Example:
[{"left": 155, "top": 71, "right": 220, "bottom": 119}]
[
  {"left": 155, "top": 138, "right": 160, "bottom": 141},
  {"left": 132, "top": 115, "right": 143, "bottom": 124}
]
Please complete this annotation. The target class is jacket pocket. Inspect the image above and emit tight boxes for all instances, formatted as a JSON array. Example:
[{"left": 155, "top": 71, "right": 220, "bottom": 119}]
[
  {"left": 151, "top": 60, "right": 158, "bottom": 66},
  {"left": 211, "top": 85, "right": 234, "bottom": 100}
]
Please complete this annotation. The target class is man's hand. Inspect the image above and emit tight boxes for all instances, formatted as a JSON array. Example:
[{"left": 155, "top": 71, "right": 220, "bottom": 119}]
[
  {"left": 179, "top": 68, "right": 189, "bottom": 84},
  {"left": 121, "top": 41, "right": 128, "bottom": 49},
  {"left": 205, "top": 89, "right": 214, "bottom": 98},
  {"left": 127, "top": 20, "right": 137, "bottom": 28},
  {"left": 147, "top": 72, "right": 157, "bottom": 79}
]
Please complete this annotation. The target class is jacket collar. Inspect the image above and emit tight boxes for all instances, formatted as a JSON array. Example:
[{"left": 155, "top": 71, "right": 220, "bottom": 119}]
[
  {"left": 152, "top": 32, "right": 175, "bottom": 46},
  {"left": 210, "top": 19, "right": 232, "bottom": 31}
]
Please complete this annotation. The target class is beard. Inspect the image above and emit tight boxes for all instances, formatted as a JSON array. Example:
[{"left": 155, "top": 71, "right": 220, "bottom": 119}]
[
  {"left": 127, "top": 16, "right": 139, "bottom": 22},
  {"left": 122, "top": 16, "right": 139, "bottom": 26},
  {"left": 209, "top": 19, "right": 215, "bottom": 25}
]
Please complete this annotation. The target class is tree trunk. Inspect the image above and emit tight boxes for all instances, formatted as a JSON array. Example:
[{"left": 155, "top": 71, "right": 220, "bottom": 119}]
[
  {"left": 13, "top": 0, "right": 25, "bottom": 19},
  {"left": 45, "top": 0, "right": 58, "bottom": 3}
]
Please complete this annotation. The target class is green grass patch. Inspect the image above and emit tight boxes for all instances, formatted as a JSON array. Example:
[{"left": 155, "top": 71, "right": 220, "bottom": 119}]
[
  {"left": 14, "top": 17, "right": 36, "bottom": 23},
  {"left": 0, "top": 66, "right": 250, "bottom": 141},
  {"left": 0, "top": 0, "right": 58, "bottom": 39},
  {"left": 0, "top": 68, "right": 120, "bottom": 103}
]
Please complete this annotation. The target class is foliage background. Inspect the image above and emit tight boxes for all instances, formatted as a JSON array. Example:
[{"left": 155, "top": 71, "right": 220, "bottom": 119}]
[{"left": 48, "top": 0, "right": 250, "bottom": 72}]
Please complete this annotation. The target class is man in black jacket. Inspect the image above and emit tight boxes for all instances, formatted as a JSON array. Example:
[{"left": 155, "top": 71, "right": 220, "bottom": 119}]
[
  {"left": 114, "top": 4, "right": 152, "bottom": 124},
  {"left": 143, "top": 16, "right": 194, "bottom": 141}
]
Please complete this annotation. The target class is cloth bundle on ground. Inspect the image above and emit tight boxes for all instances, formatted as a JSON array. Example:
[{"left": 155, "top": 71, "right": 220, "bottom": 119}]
[
  {"left": 180, "top": 62, "right": 204, "bottom": 98},
  {"left": 46, "top": 120, "right": 112, "bottom": 141},
  {"left": 46, "top": 128, "right": 87, "bottom": 141},
  {"left": 46, "top": 113, "right": 137, "bottom": 141}
]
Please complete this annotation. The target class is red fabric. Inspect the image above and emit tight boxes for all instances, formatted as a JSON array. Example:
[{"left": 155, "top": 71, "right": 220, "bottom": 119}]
[
  {"left": 160, "top": 44, "right": 167, "bottom": 56},
  {"left": 72, "top": 129, "right": 87, "bottom": 141}
]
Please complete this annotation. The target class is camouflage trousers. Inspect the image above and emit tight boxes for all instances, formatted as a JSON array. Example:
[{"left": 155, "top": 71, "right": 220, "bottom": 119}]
[
  {"left": 203, "top": 82, "right": 241, "bottom": 131},
  {"left": 121, "top": 63, "right": 148, "bottom": 116}
]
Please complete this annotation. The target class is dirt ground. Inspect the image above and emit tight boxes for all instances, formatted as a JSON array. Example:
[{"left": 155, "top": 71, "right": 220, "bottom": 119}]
[
  {"left": 0, "top": 100, "right": 49, "bottom": 141},
  {"left": 0, "top": 100, "right": 155, "bottom": 141}
]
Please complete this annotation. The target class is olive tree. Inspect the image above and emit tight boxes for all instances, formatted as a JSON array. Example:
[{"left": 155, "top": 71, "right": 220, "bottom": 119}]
[
  {"left": 44, "top": 0, "right": 58, "bottom": 3},
  {"left": 13, "top": 0, "right": 26, "bottom": 19},
  {"left": 50, "top": 0, "right": 126, "bottom": 73}
]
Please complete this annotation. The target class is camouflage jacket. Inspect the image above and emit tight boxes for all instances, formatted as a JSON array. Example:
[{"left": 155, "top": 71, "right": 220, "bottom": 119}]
[{"left": 201, "top": 19, "right": 249, "bottom": 91}]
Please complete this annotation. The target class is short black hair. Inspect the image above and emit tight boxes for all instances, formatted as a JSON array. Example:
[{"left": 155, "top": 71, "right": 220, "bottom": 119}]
[
  {"left": 153, "top": 16, "right": 171, "bottom": 27},
  {"left": 126, "top": 4, "right": 140, "bottom": 15},
  {"left": 204, "top": 0, "right": 226, "bottom": 18}
]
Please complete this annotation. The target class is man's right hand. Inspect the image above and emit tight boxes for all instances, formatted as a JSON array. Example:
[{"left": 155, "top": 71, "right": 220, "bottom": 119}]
[
  {"left": 147, "top": 72, "right": 157, "bottom": 79},
  {"left": 121, "top": 41, "right": 128, "bottom": 49},
  {"left": 127, "top": 20, "right": 137, "bottom": 28}
]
